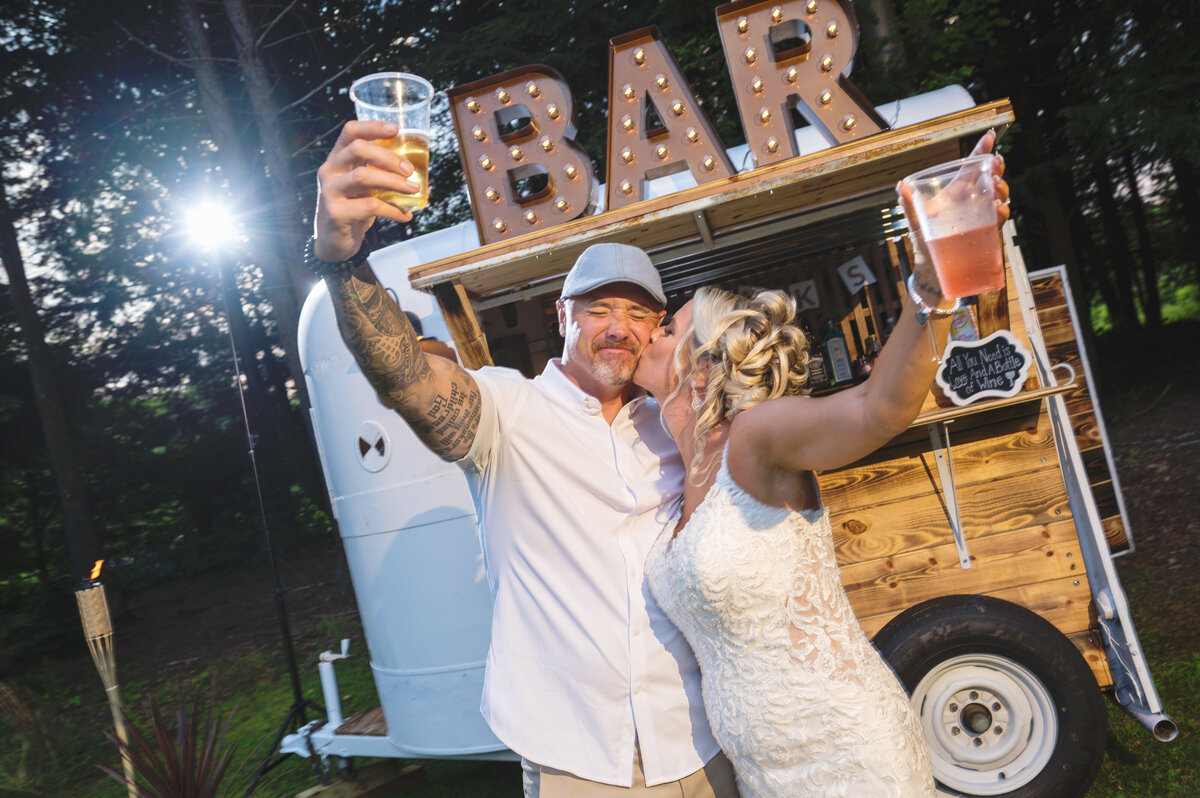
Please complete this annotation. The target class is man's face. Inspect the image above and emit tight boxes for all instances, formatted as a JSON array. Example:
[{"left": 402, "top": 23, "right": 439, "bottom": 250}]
[{"left": 557, "top": 284, "right": 664, "bottom": 393}]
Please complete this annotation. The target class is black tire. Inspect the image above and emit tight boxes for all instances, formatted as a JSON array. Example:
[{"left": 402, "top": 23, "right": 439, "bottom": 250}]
[{"left": 872, "top": 595, "right": 1106, "bottom": 798}]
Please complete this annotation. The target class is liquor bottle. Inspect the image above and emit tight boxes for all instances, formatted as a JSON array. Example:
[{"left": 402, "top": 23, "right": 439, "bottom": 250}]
[
  {"left": 802, "top": 322, "right": 831, "bottom": 389},
  {"left": 822, "top": 320, "right": 854, "bottom": 386},
  {"left": 857, "top": 317, "right": 882, "bottom": 378},
  {"left": 948, "top": 305, "right": 980, "bottom": 342}
]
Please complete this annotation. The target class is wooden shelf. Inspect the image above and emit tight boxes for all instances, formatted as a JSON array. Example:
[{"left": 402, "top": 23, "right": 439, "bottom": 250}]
[{"left": 910, "top": 381, "right": 1077, "bottom": 428}]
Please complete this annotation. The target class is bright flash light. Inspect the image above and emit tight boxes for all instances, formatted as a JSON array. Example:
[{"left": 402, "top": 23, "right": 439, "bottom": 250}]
[{"left": 186, "top": 201, "right": 236, "bottom": 250}]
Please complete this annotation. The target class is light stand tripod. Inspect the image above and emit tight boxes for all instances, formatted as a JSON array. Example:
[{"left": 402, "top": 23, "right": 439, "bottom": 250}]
[{"left": 212, "top": 263, "right": 323, "bottom": 795}]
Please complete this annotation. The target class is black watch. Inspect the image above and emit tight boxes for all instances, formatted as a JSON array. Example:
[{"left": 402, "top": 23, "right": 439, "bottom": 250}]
[{"left": 304, "top": 235, "right": 369, "bottom": 277}]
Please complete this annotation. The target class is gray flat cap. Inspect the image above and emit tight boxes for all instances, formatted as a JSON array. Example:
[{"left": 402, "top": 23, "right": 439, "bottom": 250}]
[{"left": 561, "top": 243, "right": 666, "bottom": 306}]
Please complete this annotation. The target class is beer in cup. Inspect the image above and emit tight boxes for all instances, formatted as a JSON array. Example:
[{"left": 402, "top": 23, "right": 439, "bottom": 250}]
[{"left": 350, "top": 72, "right": 434, "bottom": 211}]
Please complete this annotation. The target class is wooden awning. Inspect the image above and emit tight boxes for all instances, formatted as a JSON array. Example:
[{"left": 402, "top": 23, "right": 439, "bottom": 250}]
[{"left": 410, "top": 99, "right": 1014, "bottom": 302}]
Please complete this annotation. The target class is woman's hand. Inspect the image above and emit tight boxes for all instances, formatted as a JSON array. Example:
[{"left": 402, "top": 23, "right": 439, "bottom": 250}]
[
  {"left": 897, "top": 129, "right": 1010, "bottom": 307},
  {"left": 312, "top": 120, "right": 421, "bottom": 262}
]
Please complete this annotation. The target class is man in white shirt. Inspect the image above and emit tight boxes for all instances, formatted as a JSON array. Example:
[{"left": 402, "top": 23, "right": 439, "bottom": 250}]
[{"left": 307, "top": 120, "right": 738, "bottom": 797}]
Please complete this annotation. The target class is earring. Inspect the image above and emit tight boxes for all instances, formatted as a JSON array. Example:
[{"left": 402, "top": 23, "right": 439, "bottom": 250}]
[{"left": 690, "top": 385, "right": 703, "bottom": 411}]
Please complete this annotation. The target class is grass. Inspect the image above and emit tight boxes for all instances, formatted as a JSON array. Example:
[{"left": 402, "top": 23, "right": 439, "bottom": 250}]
[
  {"left": 4, "top": 632, "right": 1190, "bottom": 797},
  {"left": 1088, "top": 656, "right": 1199, "bottom": 797}
]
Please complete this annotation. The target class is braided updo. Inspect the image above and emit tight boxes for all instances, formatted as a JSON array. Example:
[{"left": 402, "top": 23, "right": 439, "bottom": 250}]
[{"left": 672, "top": 286, "right": 812, "bottom": 482}]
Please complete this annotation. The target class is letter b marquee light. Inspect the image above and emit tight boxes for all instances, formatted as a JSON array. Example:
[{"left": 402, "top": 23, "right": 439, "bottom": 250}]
[
  {"left": 448, "top": 66, "right": 595, "bottom": 245},
  {"left": 716, "top": 0, "right": 887, "bottom": 167}
]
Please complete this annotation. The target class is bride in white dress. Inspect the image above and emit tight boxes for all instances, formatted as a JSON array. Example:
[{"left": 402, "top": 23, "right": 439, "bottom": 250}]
[{"left": 634, "top": 136, "right": 1007, "bottom": 798}]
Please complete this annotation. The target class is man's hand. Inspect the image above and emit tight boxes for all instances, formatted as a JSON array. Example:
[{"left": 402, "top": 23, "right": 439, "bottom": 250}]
[{"left": 313, "top": 120, "right": 421, "bottom": 262}]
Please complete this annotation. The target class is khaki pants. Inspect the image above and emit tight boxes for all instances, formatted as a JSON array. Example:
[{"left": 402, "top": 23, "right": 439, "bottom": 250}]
[{"left": 522, "top": 749, "right": 740, "bottom": 798}]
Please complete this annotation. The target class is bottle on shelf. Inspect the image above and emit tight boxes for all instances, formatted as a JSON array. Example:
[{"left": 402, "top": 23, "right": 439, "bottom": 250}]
[
  {"left": 822, "top": 319, "right": 855, "bottom": 386},
  {"left": 802, "top": 321, "right": 831, "bottom": 389}
]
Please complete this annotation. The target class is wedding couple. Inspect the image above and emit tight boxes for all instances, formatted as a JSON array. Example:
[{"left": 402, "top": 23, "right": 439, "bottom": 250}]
[{"left": 308, "top": 121, "right": 1008, "bottom": 797}]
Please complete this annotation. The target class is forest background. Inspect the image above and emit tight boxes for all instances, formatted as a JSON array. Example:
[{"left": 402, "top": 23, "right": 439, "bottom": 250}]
[{"left": 1, "top": 0, "right": 1197, "bottom": 794}]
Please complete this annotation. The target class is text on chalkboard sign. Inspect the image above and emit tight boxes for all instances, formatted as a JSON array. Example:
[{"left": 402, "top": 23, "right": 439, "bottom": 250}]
[{"left": 934, "top": 329, "right": 1033, "bottom": 407}]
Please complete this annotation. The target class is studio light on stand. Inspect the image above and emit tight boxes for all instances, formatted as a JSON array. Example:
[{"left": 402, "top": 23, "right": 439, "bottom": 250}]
[{"left": 185, "top": 202, "right": 321, "bottom": 794}]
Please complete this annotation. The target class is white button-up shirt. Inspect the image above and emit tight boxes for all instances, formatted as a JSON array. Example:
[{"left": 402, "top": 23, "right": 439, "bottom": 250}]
[{"left": 459, "top": 360, "right": 719, "bottom": 786}]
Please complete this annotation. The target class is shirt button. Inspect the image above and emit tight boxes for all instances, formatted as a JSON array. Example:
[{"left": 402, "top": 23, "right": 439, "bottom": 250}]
[
  {"left": 582, "top": 396, "right": 602, "bottom": 415},
  {"left": 633, "top": 685, "right": 643, "bottom": 695},
  {"left": 633, "top": 627, "right": 642, "bottom": 636}
]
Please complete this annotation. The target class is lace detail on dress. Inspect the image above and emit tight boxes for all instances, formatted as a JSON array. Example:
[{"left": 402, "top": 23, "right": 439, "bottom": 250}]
[{"left": 646, "top": 451, "right": 936, "bottom": 798}]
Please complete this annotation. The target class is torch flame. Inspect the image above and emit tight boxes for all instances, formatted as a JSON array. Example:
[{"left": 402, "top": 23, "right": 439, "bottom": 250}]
[{"left": 90, "top": 559, "right": 104, "bottom": 581}]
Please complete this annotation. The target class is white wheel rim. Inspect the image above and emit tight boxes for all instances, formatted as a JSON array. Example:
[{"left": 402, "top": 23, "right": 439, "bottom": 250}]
[{"left": 910, "top": 653, "right": 1057, "bottom": 795}]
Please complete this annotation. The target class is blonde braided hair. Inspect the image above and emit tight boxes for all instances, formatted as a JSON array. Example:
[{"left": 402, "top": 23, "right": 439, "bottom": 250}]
[{"left": 668, "top": 286, "right": 812, "bottom": 483}]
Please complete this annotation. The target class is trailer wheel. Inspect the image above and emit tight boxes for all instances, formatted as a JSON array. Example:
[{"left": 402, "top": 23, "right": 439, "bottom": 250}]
[{"left": 872, "top": 595, "right": 1105, "bottom": 798}]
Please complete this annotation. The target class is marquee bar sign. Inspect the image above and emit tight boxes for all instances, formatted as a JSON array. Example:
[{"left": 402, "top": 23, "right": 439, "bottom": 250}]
[{"left": 448, "top": 0, "right": 888, "bottom": 246}]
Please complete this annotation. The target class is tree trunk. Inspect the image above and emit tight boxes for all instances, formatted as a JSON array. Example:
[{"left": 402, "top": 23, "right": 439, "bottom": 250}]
[
  {"left": 0, "top": 182, "right": 103, "bottom": 584},
  {"left": 221, "top": 0, "right": 312, "bottom": 310},
  {"left": 1090, "top": 157, "right": 1141, "bottom": 331},
  {"left": 1170, "top": 154, "right": 1200, "bottom": 289},
  {"left": 175, "top": 0, "right": 331, "bottom": 518},
  {"left": 219, "top": 262, "right": 328, "bottom": 510},
  {"left": 1120, "top": 149, "right": 1162, "bottom": 328},
  {"left": 173, "top": 0, "right": 311, "bottom": 411}
]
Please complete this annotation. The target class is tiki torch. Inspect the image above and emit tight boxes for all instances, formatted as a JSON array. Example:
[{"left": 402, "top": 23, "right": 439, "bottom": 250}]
[{"left": 76, "top": 560, "right": 137, "bottom": 798}]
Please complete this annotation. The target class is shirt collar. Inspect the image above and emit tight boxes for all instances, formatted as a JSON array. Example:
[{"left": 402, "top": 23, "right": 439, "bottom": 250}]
[{"left": 538, "top": 359, "right": 651, "bottom": 418}]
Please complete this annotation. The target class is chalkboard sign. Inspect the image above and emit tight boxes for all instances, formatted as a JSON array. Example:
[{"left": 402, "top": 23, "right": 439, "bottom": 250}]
[{"left": 934, "top": 329, "right": 1033, "bottom": 407}]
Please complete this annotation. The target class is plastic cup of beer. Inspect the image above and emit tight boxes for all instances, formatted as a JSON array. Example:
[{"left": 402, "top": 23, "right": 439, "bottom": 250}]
[
  {"left": 901, "top": 154, "right": 1005, "bottom": 298},
  {"left": 349, "top": 72, "right": 434, "bottom": 211}
]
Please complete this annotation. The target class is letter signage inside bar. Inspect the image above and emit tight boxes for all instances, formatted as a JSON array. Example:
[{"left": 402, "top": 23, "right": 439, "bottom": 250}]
[{"left": 448, "top": 65, "right": 596, "bottom": 246}]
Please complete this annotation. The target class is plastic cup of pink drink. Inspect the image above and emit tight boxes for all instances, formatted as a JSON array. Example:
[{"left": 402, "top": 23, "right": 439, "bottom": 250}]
[{"left": 901, "top": 154, "right": 1004, "bottom": 298}]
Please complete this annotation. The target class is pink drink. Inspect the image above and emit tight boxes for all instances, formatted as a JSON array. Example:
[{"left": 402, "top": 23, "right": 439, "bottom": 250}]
[{"left": 925, "top": 224, "right": 1005, "bottom": 298}]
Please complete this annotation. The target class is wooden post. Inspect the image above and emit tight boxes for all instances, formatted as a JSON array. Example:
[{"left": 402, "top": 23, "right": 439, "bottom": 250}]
[{"left": 434, "top": 282, "right": 493, "bottom": 370}]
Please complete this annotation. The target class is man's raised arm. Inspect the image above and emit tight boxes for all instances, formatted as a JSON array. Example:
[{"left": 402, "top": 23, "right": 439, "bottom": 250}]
[{"left": 310, "top": 120, "right": 481, "bottom": 461}]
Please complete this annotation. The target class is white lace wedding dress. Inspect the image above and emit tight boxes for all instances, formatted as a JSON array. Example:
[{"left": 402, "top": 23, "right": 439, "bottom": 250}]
[{"left": 646, "top": 452, "right": 936, "bottom": 798}]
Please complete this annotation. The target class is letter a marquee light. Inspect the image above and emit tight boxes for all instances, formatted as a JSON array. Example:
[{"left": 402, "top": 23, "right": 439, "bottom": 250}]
[{"left": 605, "top": 27, "right": 736, "bottom": 212}]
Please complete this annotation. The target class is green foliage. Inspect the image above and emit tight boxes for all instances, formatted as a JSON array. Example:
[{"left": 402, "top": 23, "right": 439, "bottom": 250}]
[{"left": 100, "top": 692, "right": 241, "bottom": 798}]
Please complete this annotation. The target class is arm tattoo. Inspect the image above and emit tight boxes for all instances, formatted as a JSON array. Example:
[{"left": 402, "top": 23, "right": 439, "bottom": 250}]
[{"left": 326, "top": 267, "right": 481, "bottom": 460}]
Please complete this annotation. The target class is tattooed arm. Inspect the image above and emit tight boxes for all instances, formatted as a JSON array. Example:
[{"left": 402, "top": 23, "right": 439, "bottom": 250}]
[
  {"left": 326, "top": 265, "right": 481, "bottom": 460},
  {"left": 313, "top": 120, "right": 481, "bottom": 461}
]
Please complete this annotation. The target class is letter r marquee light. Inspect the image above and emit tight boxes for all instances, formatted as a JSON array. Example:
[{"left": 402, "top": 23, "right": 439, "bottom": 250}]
[
  {"left": 715, "top": 0, "right": 887, "bottom": 166},
  {"left": 448, "top": 66, "right": 596, "bottom": 245},
  {"left": 605, "top": 27, "right": 735, "bottom": 212}
]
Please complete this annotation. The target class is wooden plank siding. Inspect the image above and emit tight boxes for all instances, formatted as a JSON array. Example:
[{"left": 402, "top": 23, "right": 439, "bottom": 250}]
[
  {"left": 821, "top": 396, "right": 1112, "bottom": 687},
  {"left": 1030, "top": 271, "right": 1130, "bottom": 553}
]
